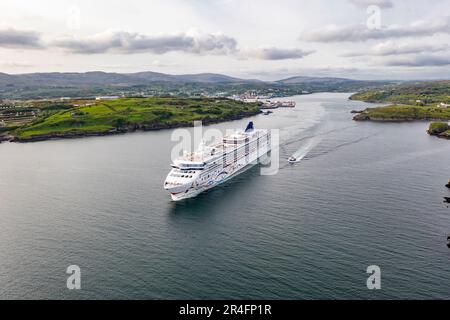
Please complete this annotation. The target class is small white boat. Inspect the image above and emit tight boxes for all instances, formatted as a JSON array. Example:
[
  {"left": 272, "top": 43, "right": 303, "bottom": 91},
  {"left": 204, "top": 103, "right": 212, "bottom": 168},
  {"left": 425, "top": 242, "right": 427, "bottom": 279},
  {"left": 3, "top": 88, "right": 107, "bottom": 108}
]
[{"left": 288, "top": 156, "right": 298, "bottom": 163}]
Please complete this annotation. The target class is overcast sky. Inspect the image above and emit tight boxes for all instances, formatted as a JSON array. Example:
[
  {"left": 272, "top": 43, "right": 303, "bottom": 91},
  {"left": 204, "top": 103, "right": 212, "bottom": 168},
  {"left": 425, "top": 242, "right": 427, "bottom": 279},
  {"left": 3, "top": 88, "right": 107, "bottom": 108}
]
[{"left": 1, "top": 0, "right": 450, "bottom": 80}]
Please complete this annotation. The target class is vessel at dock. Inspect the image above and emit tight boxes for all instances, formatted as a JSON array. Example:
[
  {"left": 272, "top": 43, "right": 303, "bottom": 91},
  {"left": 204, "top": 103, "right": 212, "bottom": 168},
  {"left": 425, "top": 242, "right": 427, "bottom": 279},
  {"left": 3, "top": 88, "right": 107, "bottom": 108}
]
[
  {"left": 163, "top": 122, "right": 271, "bottom": 201},
  {"left": 261, "top": 100, "right": 296, "bottom": 109}
]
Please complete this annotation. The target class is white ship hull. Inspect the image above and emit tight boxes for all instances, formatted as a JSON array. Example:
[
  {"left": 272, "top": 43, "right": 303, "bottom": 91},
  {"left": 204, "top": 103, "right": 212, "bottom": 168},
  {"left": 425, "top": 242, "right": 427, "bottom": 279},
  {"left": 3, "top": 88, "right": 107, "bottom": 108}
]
[
  {"left": 164, "top": 123, "right": 271, "bottom": 201},
  {"left": 170, "top": 146, "right": 270, "bottom": 201}
]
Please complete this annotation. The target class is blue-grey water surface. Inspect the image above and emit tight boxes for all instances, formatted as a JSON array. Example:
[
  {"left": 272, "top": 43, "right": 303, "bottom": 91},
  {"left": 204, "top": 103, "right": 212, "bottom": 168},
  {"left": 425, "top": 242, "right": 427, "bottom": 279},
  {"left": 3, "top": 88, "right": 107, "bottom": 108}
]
[{"left": 1, "top": 92, "right": 450, "bottom": 299}]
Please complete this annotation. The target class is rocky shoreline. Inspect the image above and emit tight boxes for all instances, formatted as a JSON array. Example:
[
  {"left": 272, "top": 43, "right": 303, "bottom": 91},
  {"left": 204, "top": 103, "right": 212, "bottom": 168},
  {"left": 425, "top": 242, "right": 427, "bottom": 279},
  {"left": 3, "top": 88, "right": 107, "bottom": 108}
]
[
  {"left": 352, "top": 112, "right": 450, "bottom": 122},
  {"left": 428, "top": 132, "right": 450, "bottom": 140},
  {"left": 0, "top": 111, "right": 260, "bottom": 143},
  {"left": 427, "top": 122, "right": 450, "bottom": 140},
  {"left": 0, "top": 133, "right": 12, "bottom": 143}
]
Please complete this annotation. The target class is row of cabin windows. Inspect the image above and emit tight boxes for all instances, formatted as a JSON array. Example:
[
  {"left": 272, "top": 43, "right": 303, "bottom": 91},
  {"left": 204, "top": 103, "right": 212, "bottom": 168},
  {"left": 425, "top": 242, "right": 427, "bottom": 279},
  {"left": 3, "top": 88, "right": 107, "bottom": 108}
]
[{"left": 171, "top": 173, "right": 193, "bottom": 178}]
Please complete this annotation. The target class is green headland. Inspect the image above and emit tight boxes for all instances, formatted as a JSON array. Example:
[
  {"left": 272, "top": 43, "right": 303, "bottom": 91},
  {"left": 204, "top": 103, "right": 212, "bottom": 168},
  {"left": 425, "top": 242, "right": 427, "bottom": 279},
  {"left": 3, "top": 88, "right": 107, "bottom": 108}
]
[
  {"left": 0, "top": 97, "right": 261, "bottom": 142},
  {"left": 350, "top": 81, "right": 450, "bottom": 124}
]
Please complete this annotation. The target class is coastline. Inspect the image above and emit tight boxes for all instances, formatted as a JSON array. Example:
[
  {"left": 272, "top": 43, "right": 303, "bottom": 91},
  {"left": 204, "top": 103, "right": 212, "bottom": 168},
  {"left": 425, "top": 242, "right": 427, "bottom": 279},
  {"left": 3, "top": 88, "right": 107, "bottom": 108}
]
[
  {"left": 349, "top": 89, "right": 450, "bottom": 123},
  {"left": 0, "top": 110, "right": 260, "bottom": 143},
  {"left": 350, "top": 100, "right": 450, "bottom": 123},
  {"left": 353, "top": 115, "right": 450, "bottom": 122},
  {"left": 427, "top": 122, "right": 450, "bottom": 140},
  {"left": 349, "top": 93, "right": 450, "bottom": 141}
]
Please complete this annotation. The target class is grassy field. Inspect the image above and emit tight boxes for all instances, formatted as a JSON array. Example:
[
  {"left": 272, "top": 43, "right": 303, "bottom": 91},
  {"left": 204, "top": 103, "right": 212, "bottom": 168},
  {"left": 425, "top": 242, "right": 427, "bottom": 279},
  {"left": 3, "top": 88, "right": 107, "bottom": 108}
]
[
  {"left": 11, "top": 97, "right": 261, "bottom": 140},
  {"left": 350, "top": 81, "right": 450, "bottom": 122},
  {"left": 350, "top": 81, "right": 450, "bottom": 105},
  {"left": 353, "top": 105, "right": 450, "bottom": 121}
]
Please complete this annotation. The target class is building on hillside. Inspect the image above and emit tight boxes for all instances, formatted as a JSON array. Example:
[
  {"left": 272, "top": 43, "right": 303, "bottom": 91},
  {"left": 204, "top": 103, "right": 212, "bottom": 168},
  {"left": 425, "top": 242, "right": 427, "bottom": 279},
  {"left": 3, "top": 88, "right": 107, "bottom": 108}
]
[
  {"left": 95, "top": 96, "right": 120, "bottom": 101},
  {"left": 437, "top": 102, "right": 450, "bottom": 109}
]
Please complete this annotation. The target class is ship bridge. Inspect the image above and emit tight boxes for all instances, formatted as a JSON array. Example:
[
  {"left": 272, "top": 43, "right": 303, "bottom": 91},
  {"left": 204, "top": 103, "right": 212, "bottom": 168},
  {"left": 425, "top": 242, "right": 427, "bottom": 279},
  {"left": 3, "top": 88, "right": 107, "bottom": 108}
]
[
  {"left": 223, "top": 135, "right": 246, "bottom": 145},
  {"left": 172, "top": 159, "right": 205, "bottom": 170}
]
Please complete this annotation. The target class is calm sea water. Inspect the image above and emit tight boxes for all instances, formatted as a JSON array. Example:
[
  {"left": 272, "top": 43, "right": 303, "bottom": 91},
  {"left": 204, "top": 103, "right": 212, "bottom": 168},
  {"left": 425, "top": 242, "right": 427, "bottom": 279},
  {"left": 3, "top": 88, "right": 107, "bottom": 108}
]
[{"left": 1, "top": 92, "right": 450, "bottom": 299}]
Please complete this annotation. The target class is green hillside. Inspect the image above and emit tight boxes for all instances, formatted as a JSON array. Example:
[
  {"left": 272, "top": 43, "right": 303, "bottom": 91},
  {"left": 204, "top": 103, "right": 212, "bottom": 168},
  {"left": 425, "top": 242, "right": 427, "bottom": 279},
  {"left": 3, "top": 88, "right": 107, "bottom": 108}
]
[{"left": 7, "top": 97, "right": 260, "bottom": 141}]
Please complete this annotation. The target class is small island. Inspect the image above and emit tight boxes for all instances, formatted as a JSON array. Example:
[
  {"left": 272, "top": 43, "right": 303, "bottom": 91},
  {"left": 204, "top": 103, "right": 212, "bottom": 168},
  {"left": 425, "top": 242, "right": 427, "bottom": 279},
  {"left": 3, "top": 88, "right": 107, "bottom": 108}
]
[
  {"left": 427, "top": 122, "right": 450, "bottom": 139},
  {"left": 350, "top": 81, "right": 450, "bottom": 139},
  {"left": 0, "top": 97, "right": 261, "bottom": 142},
  {"left": 352, "top": 105, "right": 450, "bottom": 122}
]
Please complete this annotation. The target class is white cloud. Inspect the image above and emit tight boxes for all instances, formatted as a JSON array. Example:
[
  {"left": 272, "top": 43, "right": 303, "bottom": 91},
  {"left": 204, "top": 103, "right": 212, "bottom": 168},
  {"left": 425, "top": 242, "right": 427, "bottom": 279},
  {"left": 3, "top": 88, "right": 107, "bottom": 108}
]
[
  {"left": 0, "top": 61, "right": 33, "bottom": 68},
  {"left": 241, "top": 47, "right": 314, "bottom": 60},
  {"left": 0, "top": 28, "right": 43, "bottom": 49},
  {"left": 52, "top": 30, "right": 238, "bottom": 55},
  {"left": 50, "top": 29, "right": 312, "bottom": 61},
  {"left": 152, "top": 60, "right": 179, "bottom": 67},
  {"left": 381, "top": 54, "right": 450, "bottom": 67},
  {"left": 348, "top": 0, "right": 394, "bottom": 9},
  {"left": 301, "top": 16, "right": 450, "bottom": 42},
  {"left": 343, "top": 41, "right": 450, "bottom": 57}
]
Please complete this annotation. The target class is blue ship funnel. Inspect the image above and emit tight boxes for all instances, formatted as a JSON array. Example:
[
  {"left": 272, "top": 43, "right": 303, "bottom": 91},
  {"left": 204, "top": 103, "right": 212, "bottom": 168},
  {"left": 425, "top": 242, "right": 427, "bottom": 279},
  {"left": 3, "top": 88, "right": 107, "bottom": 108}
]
[{"left": 245, "top": 121, "right": 254, "bottom": 133}]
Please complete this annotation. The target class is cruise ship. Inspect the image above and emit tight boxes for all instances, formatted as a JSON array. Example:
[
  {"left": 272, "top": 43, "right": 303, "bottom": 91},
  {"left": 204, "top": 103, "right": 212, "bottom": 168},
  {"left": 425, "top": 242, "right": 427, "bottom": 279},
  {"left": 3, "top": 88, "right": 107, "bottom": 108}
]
[{"left": 164, "top": 122, "right": 271, "bottom": 201}]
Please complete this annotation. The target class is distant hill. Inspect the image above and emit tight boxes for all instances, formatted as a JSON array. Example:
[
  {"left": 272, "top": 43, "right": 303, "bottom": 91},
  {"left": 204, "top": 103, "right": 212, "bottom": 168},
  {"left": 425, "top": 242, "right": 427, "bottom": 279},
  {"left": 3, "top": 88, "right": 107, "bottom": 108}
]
[
  {"left": 0, "top": 71, "right": 378, "bottom": 87},
  {"left": 276, "top": 76, "right": 354, "bottom": 84},
  {"left": 0, "top": 72, "right": 15, "bottom": 84},
  {"left": 0, "top": 71, "right": 258, "bottom": 87},
  {"left": 350, "top": 80, "right": 450, "bottom": 104},
  {"left": 169, "top": 73, "right": 248, "bottom": 83},
  {"left": 0, "top": 71, "right": 394, "bottom": 99},
  {"left": 124, "top": 71, "right": 252, "bottom": 84}
]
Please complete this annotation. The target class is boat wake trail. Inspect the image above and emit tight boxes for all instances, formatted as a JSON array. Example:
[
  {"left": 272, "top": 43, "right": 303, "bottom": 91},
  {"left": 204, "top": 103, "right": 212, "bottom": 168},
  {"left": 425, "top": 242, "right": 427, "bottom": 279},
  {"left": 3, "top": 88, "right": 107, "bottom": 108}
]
[
  {"left": 277, "top": 132, "right": 378, "bottom": 169},
  {"left": 280, "top": 124, "right": 357, "bottom": 148},
  {"left": 278, "top": 137, "right": 319, "bottom": 168},
  {"left": 291, "top": 138, "right": 320, "bottom": 162},
  {"left": 304, "top": 133, "right": 378, "bottom": 160}
]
